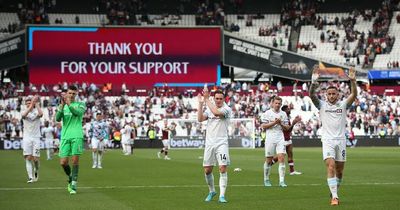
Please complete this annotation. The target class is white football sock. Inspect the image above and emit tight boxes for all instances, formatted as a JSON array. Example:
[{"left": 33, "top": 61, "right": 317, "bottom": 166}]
[
  {"left": 25, "top": 159, "right": 33, "bottom": 179},
  {"left": 327, "top": 177, "right": 338, "bottom": 198},
  {"left": 264, "top": 162, "right": 271, "bottom": 181},
  {"left": 46, "top": 149, "right": 51, "bottom": 159},
  {"left": 279, "top": 162, "right": 286, "bottom": 182},
  {"left": 126, "top": 145, "right": 131, "bottom": 154},
  {"left": 219, "top": 172, "right": 228, "bottom": 197},
  {"left": 92, "top": 152, "right": 97, "bottom": 166},
  {"left": 34, "top": 160, "right": 40, "bottom": 172},
  {"left": 98, "top": 152, "right": 103, "bottom": 166},
  {"left": 205, "top": 173, "right": 215, "bottom": 192},
  {"left": 121, "top": 144, "right": 125, "bottom": 153}
]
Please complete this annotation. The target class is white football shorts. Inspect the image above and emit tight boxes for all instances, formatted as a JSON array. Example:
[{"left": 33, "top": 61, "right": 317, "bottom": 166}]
[
  {"left": 22, "top": 137, "right": 41, "bottom": 157},
  {"left": 91, "top": 138, "right": 105, "bottom": 151},
  {"left": 162, "top": 139, "right": 169, "bottom": 148},
  {"left": 322, "top": 139, "right": 346, "bottom": 162},
  {"left": 265, "top": 139, "right": 286, "bottom": 157},
  {"left": 203, "top": 142, "right": 230, "bottom": 166},
  {"left": 45, "top": 138, "right": 54, "bottom": 149}
]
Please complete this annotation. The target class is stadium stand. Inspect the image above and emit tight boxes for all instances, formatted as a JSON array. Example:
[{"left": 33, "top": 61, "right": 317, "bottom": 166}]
[
  {"left": 373, "top": 11, "right": 400, "bottom": 69},
  {"left": 1, "top": 80, "right": 399, "bottom": 139},
  {"left": 0, "top": 0, "right": 399, "bottom": 141}
]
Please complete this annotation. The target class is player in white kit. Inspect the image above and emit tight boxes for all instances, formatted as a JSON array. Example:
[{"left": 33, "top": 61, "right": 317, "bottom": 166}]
[
  {"left": 90, "top": 112, "right": 107, "bottom": 168},
  {"left": 121, "top": 123, "right": 133, "bottom": 155},
  {"left": 21, "top": 95, "right": 43, "bottom": 183},
  {"left": 260, "top": 96, "right": 291, "bottom": 187},
  {"left": 309, "top": 68, "right": 357, "bottom": 206},
  {"left": 198, "top": 88, "right": 232, "bottom": 203},
  {"left": 42, "top": 121, "right": 55, "bottom": 160}
]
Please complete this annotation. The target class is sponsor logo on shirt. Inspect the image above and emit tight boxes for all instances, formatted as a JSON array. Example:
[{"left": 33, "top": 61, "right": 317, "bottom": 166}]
[{"left": 325, "top": 109, "right": 342, "bottom": 113}]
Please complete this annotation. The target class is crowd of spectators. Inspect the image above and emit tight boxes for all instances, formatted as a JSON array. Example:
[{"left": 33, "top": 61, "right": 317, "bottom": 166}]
[
  {"left": 258, "top": 24, "right": 288, "bottom": 37},
  {"left": 0, "top": 23, "right": 19, "bottom": 34},
  {"left": 100, "top": 0, "right": 143, "bottom": 25},
  {"left": 17, "top": 0, "right": 54, "bottom": 25},
  {"left": 1, "top": 0, "right": 398, "bottom": 70},
  {"left": 1, "top": 80, "right": 399, "bottom": 142},
  {"left": 296, "top": 41, "right": 317, "bottom": 51},
  {"left": 387, "top": 60, "right": 400, "bottom": 68},
  {"left": 281, "top": 0, "right": 320, "bottom": 29},
  {"left": 195, "top": 0, "right": 225, "bottom": 26}
]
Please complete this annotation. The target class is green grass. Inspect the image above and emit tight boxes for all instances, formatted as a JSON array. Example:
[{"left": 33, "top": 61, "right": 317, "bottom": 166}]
[{"left": 1, "top": 147, "right": 399, "bottom": 210}]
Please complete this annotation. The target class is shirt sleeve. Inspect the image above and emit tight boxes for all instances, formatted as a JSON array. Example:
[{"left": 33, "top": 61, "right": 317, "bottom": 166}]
[
  {"left": 260, "top": 112, "right": 269, "bottom": 123},
  {"left": 340, "top": 100, "right": 348, "bottom": 110},
  {"left": 68, "top": 102, "right": 86, "bottom": 116},
  {"left": 26, "top": 111, "right": 38, "bottom": 121},
  {"left": 203, "top": 108, "right": 210, "bottom": 118},
  {"left": 218, "top": 105, "right": 231, "bottom": 119},
  {"left": 282, "top": 112, "right": 289, "bottom": 125}
]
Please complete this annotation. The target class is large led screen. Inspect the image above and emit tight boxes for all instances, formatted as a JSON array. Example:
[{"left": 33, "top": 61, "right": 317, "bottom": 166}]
[{"left": 27, "top": 26, "right": 221, "bottom": 87}]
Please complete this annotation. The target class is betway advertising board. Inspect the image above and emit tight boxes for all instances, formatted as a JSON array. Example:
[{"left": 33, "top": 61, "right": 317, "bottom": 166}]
[{"left": 170, "top": 136, "right": 254, "bottom": 148}]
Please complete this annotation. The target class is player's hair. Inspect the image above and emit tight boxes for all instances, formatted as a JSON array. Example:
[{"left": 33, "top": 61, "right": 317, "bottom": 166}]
[
  {"left": 273, "top": 96, "right": 282, "bottom": 102},
  {"left": 281, "top": 105, "right": 289, "bottom": 111},
  {"left": 327, "top": 86, "right": 338, "bottom": 91},
  {"left": 68, "top": 85, "right": 78, "bottom": 91},
  {"left": 25, "top": 96, "right": 33, "bottom": 102},
  {"left": 214, "top": 89, "right": 225, "bottom": 97}
]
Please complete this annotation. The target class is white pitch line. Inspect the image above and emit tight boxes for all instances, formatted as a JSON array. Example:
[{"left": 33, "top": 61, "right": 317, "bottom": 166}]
[{"left": 0, "top": 182, "right": 399, "bottom": 191}]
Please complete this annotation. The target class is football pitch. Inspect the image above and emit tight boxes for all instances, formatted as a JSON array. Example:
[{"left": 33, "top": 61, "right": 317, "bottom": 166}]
[{"left": 0, "top": 147, "right": 399, "bottom": 210}]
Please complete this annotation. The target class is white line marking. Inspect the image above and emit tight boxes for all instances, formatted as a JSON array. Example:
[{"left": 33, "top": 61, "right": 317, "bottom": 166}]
[{"left": 1, "top": 182, "right": 399, "bottom": 191}]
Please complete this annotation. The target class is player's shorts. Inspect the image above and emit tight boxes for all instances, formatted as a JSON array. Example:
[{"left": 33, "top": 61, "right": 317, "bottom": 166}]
[
  {"left": 265, "top": 139, "right": 286, "bottom": 157},
  {"left": 22, "top": 137, "right": 41, "bottom": 157},
  {"left": 284, "top": 140, "right": 293, "bottom": 146},
  {"left": 91, "top": 138, "right": 105, "bottom": 151},
  {"left": 162, "top": 139, "right": 169, "bottom": 148},
  {"left": 45, "top": 139, "right": 54, "bottom": 149},
  {"left": 121, "top": 139, "right": 131, "bottom": 145},
  {"left": 322, "top": 139, "right": 346, "bottom": 162},
  {"left": 203, "top": 142, "right": 230, "bottom": 167},
  {"left": 59, "top": 138, "right": 84, "bottom": 158}
]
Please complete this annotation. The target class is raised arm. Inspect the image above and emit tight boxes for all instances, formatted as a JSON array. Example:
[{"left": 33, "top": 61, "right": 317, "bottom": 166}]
[
  {"left": 21, "top": 101, "right": 34, "bottom": 119},
  {"left": 309, "top": 68, "right": 321, "bottom": 109},
  {"left": 34, "top": 96, "right": 43, "bottom": 118},
  {"left": 345, "top": 68, "right": 357, "bottom": 108},
  {"left": 287, "top": 116, "right": 301, "bottom": 133},
  {"left": 55, "top": 93, "right": 65, "bottom": 122},
  {"left": 197, "top": 94, "right": 207, "bottom": 122},
  {"left": 203, "top": 89, "right": 225, "bottom": 117},
  {"left": 67, "top": 103, "right": 86, "bottom": 116}
]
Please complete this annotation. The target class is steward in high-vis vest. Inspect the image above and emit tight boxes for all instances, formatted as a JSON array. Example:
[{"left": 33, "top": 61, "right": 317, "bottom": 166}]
[
  {"left": 260, "top": 129, "right": 266, "bottom": 148},
  {"left": 147, "top": 126, "right": 156, "bottom": 140},
  {"left": 147, "top": 124, "right": 157, "bottom": 148}
]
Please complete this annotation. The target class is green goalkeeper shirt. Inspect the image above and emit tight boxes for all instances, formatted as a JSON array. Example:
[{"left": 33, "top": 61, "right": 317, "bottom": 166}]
[{"left": 55, "top": 101, "right": 86, "bottom": 140}]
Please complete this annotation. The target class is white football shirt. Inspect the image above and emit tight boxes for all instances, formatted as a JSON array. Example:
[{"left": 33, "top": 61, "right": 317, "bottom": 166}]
[
  {"left": 260, "top": 109, "right": 288, "bottom": 142},
  {"left": 121, "top": 125, "right": 132, "bottom": 143},
  {"left": 204, "top": 103, "right": 232, "bottom": 146},
  {"left": 42, "top": 126, "right": 54, "bottom": 139},
  {"left": 22, "top": 109, "right": 41, "bottom": 139},
  {"left": 318, "top": 100, "right": 347, "bottom": 141}
]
